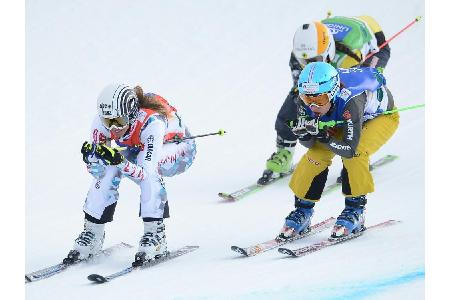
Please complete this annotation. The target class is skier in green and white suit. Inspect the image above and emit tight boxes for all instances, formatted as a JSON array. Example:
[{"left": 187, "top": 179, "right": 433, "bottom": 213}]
[{"left": 258, "top": 15, "right": 391, "bottom": 185}]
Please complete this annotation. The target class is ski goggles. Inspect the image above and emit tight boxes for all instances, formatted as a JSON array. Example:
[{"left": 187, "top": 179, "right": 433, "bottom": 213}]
[
  {"left": 101, "top": 116, "right": 129, "bottom": 130},
  {"left": 299, "top": 93, "right": 331, "bottom": 107}
]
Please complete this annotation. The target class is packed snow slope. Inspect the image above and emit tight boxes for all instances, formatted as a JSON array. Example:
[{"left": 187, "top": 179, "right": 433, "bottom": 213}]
[{"left": 26, "top": 0, "right": 424, "bottom": 299}]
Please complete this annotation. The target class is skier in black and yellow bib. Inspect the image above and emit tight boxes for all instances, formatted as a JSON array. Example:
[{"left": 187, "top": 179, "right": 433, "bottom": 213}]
[{"left": 258, "top": 16, "right": 391, "bottom": 185}]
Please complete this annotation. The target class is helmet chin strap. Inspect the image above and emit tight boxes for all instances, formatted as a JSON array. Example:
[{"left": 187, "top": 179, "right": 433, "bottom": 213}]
[{"left": 325, "top": 101, "right": 335, "bottom": 116}]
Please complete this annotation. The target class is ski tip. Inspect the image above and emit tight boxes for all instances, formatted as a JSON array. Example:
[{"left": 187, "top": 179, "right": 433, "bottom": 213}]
[
  {"left": 183, "top": 245, "right": 200, "bottom": 251},
  {"left": 378, "top": 154, "right": 399, "bottom": 161},
  {"left": 87, "top": 274, "right": 108, "bottom": 284},
  {"left": 370, "top": 219, "right": 401, "bottom": 227},
  {"left": 387, "top": 219, "right": 402, "bottom": 225},
  {"left": 119, "top": 242, "right": 134, "bottom": 248},
  {"left": 25, "top": 276, "right": 32, "bottom": 283},
  {"left": 218, "top": 193, "right": 236, "bottom": 201},
  {"left": 231, "top": 246, "right": 248, "bottom": 256},
  {"left": 278, "top": 248, "right": 296, "bottom": 257}
]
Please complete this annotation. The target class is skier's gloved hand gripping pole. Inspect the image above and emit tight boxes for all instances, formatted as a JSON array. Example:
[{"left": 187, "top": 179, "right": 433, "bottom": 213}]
[
  {"left": 82, "top": 129, "right": 227, "bottom": 163},
  {"left": 81, "top": 141, "right": 96, "bottom": 163},
  {"left": 94, "top": 144, "right": 124, "bottom": 165}
]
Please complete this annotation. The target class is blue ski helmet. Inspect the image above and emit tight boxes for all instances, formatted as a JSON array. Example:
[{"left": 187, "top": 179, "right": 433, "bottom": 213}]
[{"left": 297, "top": 62, "right": 340, "bottom": 102}]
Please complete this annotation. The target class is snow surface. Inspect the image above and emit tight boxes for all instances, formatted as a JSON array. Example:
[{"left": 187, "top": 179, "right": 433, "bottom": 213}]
[{"left": 25, "top": 0, "right": 425, "bottom": 299}]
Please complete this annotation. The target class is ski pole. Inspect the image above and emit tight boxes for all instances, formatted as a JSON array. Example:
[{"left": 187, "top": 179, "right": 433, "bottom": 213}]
[
  {"left": 165, "top": 129, "right": 227, "bottom": 144},
  {"left": 111, "top": 129, "right": 226, "bottom": 150},
  {"left": 381, "top": 103, "right": 425, "bottom": 114},
  {"left": 363, "top": 16, "right": 422, "bottom": 63},
  {"left": 318, "top": 103, "right": 425, "bottom": 129}
]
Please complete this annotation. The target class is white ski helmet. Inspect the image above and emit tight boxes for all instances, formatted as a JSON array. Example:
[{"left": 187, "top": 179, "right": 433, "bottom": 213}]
[
  {"left": 97, "top": 83, "right": 139, "bottom": 129},
  {"left": 292, "top": 22, "right": 336, "bottom": 67}
]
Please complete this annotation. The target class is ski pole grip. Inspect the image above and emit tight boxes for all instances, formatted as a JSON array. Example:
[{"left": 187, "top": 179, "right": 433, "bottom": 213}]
[{"left": 318, "top": 120, "right": 343, "bottom": 129}]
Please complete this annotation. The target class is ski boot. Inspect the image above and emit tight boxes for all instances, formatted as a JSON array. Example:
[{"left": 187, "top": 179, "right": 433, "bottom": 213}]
[
  {"left": 257, "top": 148, "right": 293, "bottom": 185},
  {"left": 331, "top": 196, "right": 367, "bottom": 239},
  {"left": 64, "top": 219, "right": 105, "bottom": 264},
  {"left": 132, "top": 220, "right": 168, "bottom": 267},
  {"left": 278, "top": 199, "right": 315, "bottom": 240}
]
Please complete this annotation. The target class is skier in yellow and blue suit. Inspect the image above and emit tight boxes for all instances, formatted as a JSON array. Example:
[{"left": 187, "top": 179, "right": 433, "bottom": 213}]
[
  {"left": 259, "top": 15, "right": 391, "bottom": 185},
  {"left": 277, "top": 62, "right": 399, "bottom": 239}
]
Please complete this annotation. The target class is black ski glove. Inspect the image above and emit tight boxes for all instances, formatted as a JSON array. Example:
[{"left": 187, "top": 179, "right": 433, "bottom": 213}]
[
  {"left": 287, "top": 117, "right": 313, "bottom": 141},
  {"left": 81, "top": 141, "right": 96, "bottom": 164},
  {"left": 294, "top": 128, "right": 312, "bottom": 141},
  {"left": 94, "top": 144, "right": 124, "bottom": 166},
  {"left": 315, "top": 126, "right": 331, "bottom": 143},
  {"left": 303, "top": 118, "right": 331, "bottom": 144}
]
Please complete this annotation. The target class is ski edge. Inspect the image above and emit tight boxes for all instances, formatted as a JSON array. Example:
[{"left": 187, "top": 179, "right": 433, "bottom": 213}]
[
  {"left": 277, "top": 248, "right": 296, "bottom": 256},
  {"left": 218, "top": 185, "right": 262, "bottom": 201},
  {"left": 230, "top": 217, "right": 336, "bottom": 257},
  {"left": 278, "top": 219, "right": 401, "bottom": 257},
  {"left": 218, "top": 165, "right": 298, "bottom": 201},
  {"left": 230, "top": 246, "right": 248, "bottom": 256},
  {"left": 25, "top": 242, "right": 133, "bottom": 284},
  {"left": 87, "top": 245, "right": 199, "bottom": 284},
  {"left": 369, "top": 154, "right": 399, "bottom": 170},
  {"left": 217, "top": 192, "right": 237, "bottom": 201},
  {"left": 87, "top": 274, "right": 108, "bottom": 283}
]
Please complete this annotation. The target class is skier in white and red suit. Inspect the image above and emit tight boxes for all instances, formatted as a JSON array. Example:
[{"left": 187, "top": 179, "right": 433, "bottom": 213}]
[{"left": 66, "top": 83, "right": 196, "bottom": 264}]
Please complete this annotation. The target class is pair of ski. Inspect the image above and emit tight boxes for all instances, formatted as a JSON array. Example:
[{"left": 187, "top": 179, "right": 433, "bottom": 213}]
[
  {"left": 25, "top": 243, "right": 199, "bottom": 284},
  {"left": 219, "top": 154, "right": 399, "bottom": 201},
  {"left": 231, "top": 217, "right": 400, "bottom": 257}
]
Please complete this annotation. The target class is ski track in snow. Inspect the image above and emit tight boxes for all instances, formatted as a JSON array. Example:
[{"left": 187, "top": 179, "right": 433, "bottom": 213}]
[{"left": 196, "top": 267, "right": 425, "bottom": 300}]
